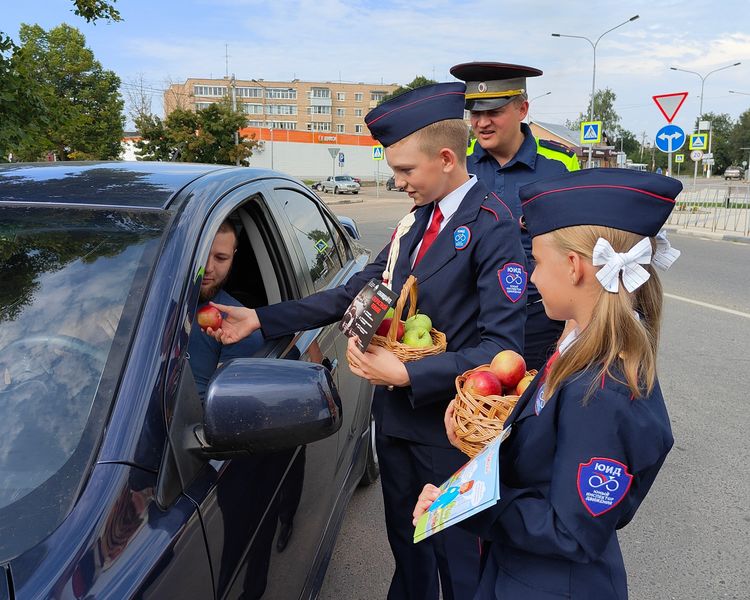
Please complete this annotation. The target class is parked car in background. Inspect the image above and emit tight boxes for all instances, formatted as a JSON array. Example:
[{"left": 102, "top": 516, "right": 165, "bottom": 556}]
[
  {"left": 724, "top": 165, "right": 744, "bottom": 180},
  {"left": 386, "top": 176, "right": 404, "bottom": 191},
  {"left": 320, "top": 175, "right": 360, "bottom": 194},
  {"left": 0, "top": 162, "right": 378, "bottom": 599}
]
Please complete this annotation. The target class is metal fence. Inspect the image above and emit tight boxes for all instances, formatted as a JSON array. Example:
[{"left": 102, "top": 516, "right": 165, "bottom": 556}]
[{"left": 668, "top": 184, "right": 750, "bottom": 237}]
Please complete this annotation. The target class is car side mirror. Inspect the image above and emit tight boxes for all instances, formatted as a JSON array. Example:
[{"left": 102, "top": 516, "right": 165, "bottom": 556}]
[
  {"left": 198, "top": 358, "right": 342, "bottom": 457},
  {"left": 337, "top": 216, "right": 360, "bottom": 240}
]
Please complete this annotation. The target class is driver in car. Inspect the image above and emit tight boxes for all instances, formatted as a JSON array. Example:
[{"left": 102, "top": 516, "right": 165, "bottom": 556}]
[{"left": 188, "top": 220, "right": 264, "bottom": 399}]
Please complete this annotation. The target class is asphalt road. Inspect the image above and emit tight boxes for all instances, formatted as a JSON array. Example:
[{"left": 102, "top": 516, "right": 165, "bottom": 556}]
[{"left": 320, "top": 188, "right": 750, "bottom": 600}]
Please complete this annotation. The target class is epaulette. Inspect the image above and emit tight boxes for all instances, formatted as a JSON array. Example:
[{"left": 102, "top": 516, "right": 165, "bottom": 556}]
[{"left": 538, "top": 138, "right": 576, "bottom": 158}]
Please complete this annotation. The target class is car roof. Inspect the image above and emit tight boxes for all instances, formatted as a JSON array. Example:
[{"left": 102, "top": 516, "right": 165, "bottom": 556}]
[{"left": 0, "top": 161, "right": 276, "bottom": 209}]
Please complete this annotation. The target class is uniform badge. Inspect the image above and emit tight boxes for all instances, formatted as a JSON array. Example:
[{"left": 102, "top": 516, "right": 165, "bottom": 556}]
[
  {"left": 478, "top": 82, "right": 487, "bottom": 93},
  {"left": 534, "top": 384, "right": 546, "bottom": 415},
  {"left": 498, "top": 262, "right": 527, "bottom": 303},
  {"left": 577, "top": 457, "right": 633, "bottom": 517},
  {"left": 453, "top": 226, "right": 471, "bottom": 250}
]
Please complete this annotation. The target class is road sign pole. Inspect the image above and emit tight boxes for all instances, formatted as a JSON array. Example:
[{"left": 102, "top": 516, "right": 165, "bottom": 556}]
[{"left": 376, "top": 160, "right": 380, "bottom": 199}]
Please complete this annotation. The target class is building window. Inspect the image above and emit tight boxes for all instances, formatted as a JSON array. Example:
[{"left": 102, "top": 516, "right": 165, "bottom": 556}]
[
  {"left": 266, "top": 88, "right": 297, "bottom": 99},
  {"left": 309, "top": 105, "right": 331, "bottom": 115},
  {"left": 355, "top": 92, "right": 363, "bottom": 102},
  {"left": 336, "top": 108, "right": 345, "bottom": 117},
  {"left": 241, "top": 104, "right": 264, "bottom": 114},
  {"left": 355, "top": 124, "right": 363, "bottom": 134},
  {"left": 267, "top": 104, "right": 297, "bottom": 115},
  {"left": 354, "top": 108, "right": 363, "bottom": 117},
  {"left": 271, "top": 121, "right": 297, "bottom": 130},
  {"left": 235, "top": 87, "right": 262, "bottom": 98},
  {"left": 336, "top": 124, "right": 345, "bottom": 133},
  {"left": 246, "top": 120, "right": 264, "bottom": 127},
  {"left": 371, "top": 91, "right": 387, "bottom": 102},
  {"left": 307, "top": 122, "right": 332, "bottom": 132},
  {"left": 337, "top": 92, "right": 346, "bottom": 101},
  {"left": 195, "top": 102, "right": 214, "bottom": 110},
  {"left": 311, "top": 87, "right": 331, "bottom": 99},
  {"left": 193, "top": 85, "right": 227, "bottom": 97}
]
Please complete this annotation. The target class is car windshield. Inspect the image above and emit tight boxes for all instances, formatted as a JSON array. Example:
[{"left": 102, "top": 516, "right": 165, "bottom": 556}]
[
  {"left": 335, "top": 176, "right": 354, "bottom": 182},
  {"left": 0, "top": 205, "right": 167, "bottom": 559}
]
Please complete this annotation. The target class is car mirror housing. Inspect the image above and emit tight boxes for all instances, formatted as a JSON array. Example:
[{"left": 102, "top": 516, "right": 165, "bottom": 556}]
[{"left": 199, "top": 359, "right": 342, "bottom": 456}]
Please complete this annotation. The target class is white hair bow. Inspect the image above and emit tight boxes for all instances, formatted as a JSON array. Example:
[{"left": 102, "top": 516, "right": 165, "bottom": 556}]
[
  {"left": 592, "top": 237, "right": 653, "bottom": 293},
  {"left": 653, "top": 229, "right": 681, "bottom": 271}
]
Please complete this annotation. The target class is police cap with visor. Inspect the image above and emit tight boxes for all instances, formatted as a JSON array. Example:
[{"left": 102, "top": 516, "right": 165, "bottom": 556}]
[{"left": 450, "top": 62, "right": 542, "bottom": 111}]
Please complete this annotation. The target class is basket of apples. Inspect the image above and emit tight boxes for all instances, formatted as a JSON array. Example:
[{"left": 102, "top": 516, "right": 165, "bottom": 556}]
[
  {"left": 451, "top": 349, "right": 537, "bottom": 458},
  {"left": 370, "top": 275, "right": 447, "bottom": 361}
]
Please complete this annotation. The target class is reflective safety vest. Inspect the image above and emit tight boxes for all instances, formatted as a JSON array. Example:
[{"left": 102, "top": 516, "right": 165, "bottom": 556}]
[{"left": 467, "top": 137, "right": 580, "bottom": 172}]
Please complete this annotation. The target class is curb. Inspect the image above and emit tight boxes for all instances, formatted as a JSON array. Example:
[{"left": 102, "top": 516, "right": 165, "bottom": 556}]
[
  {"left": 320, "top": 196, "right": 365, "bottom": 206},
  {"left": 663, "top": 226, "right": 750, "bottom": 244}
]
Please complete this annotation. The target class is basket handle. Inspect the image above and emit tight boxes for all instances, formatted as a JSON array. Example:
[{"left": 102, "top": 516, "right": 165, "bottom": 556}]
[{"left": 387, "top": 275, "right": 419, "bottom": 341}]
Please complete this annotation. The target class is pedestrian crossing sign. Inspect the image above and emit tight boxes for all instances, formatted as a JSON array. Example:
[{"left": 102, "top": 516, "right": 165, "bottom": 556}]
[
  {"left": 580, "top": 121, "right": 602, "bottom": 144},
  {"left": 372, "top": 145, "right": 384, "bottom": 160},
  {"left": 675, "top": 154, "right": 684, "bottom": 163},
  {"left": 689, "top": 134, "right": 707, "bottom": 150}
]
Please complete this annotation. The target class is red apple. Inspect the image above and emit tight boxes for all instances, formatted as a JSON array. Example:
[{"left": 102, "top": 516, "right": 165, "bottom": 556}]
[
  {"left": 463, "top": 370, "right": 503, "bottom": 397},
  {"left": 514, "top": 374, "right": 535, "bottom": 396},
  {"left": 376, "top": 317, "right": 405, "bottom": 340},
  {"left": 197, "top": 305, "right": 222, "bottom": 330},
  {"left": 490, "top": 350, "right": 527, "bottom": 389}
]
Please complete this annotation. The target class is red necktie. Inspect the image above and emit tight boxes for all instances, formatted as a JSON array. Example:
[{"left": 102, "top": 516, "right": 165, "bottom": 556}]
[
  {"left": 413, "top": 204, "right": 444, "bottom": 267},
  {"left": 541, "top": 349, "right": 560, "bottom": 383}
]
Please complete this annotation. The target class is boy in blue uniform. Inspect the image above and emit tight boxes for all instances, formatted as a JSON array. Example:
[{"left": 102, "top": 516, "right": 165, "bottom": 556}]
[
  {"left": 451, "top": 62, "right": 580, "bottom": 371},
  {"left": 415, "top": 168, "right": 682, "bottom": 599},
  {"left": 209, "top": 83, "right": 527, "bottom": 600}
]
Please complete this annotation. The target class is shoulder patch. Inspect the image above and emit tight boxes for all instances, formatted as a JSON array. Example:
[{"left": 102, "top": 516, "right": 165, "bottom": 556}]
[
  {"left": 577, "top": 457, "right": 633, "bottom": 517},
  {"left": 538, "top": 138, "right": 576, "bottom": 158},
  {"left": 498, "top": 262, "right": 527, "bottom": 303}
]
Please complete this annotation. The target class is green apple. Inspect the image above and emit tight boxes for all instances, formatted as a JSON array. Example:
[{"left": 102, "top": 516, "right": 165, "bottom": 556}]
[
  {"left": 404, "top": 313, "right": 432, "bottom": 332},
  {"left": 402, "top": 327, "right": 433, "bottom": 348},
  {"left": 385, "top": 307, "right": 395, "bottom": 319}
]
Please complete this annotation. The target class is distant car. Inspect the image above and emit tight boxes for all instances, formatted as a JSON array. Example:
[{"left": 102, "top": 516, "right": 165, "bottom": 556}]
[
  {"left": 0, "top": 161, "right": 378, "bottom": 599},
  {"left": 386, "top": 176, "right": 404, "bottom": 191},
  {"left": 321, "top": 175, "right": 360, "bottom": 195},
  {"left": 724, "top": 166, "right": 744, "bottom": 180},
  {"left": 311, "top": 180, "right": 324, "bottom": 191}
]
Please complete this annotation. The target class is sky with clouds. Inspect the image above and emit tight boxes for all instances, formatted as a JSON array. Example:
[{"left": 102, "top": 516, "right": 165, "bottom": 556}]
[{"left": 5, "top": 0, "right": 750, "bottom": 141}]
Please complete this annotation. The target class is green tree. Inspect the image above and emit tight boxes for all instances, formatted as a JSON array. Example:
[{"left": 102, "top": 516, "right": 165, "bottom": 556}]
[
  {"left": 691, "top": 112, "right": 734, "bottom": 174},
  {"left": 380, "top": 76, "right": 438, "bottom": 105},
  {"left": 566, "top": 87, "right": 621, "bottom": 143},
  {"left": 612, "top": 128, "right": 641, "bottom": 161},
  {"left": 136, "top": 97, "right": 260, "bottom": 165},
  {"left": 729, "top": 108, "right": 750, "bottom": 168},
  {"left": 71, "top": 0, "right": 121, "bottom": 22},
  {"left": 13, "top": 24, "right": 124, "bottom": 161}
]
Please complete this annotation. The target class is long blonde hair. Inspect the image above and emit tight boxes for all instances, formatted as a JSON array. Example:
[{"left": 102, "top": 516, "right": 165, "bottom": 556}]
[{"left": 544, "top": 225, "right": 663, "bottom": 401}]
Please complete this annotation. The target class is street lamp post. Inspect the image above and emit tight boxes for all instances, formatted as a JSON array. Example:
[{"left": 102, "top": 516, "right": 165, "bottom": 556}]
[
  {"left": 528, "top": 91, "right": 551, "bottom": 124},
  {"left": 552, "top": 15, "right": 639, "bottom": 168},
  {"left": 670, "top": 62, "right": 741, "bottom": 181},
  {"left": 229, "top": 74, "right": 240, "bottom": 166}
]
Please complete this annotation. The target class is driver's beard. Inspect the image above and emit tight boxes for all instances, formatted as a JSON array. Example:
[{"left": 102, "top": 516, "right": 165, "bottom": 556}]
[{"left": 199, "top": 273, "right": 229, "bottom": 303}]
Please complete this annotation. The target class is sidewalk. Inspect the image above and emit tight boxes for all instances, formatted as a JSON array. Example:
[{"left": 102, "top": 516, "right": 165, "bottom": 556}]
[{"left": 663, "top": 225, "right": 750, "bottom": 244}]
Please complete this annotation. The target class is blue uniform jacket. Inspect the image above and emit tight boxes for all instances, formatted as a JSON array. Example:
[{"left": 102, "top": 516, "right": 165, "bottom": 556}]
[
  {"left": 461, "top": 366, "right": 673, "bottom": 599},
  {"left": 257, "top": 179, "right": 527, "bottom": 447},
  {"left": 468, "top": 123, "right": 574, "bottom": 300}
]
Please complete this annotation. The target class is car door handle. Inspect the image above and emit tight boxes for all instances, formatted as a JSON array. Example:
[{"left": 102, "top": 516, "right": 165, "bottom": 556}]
[{"left": 322, "top": 357, "right": 338, "bottom": 376}]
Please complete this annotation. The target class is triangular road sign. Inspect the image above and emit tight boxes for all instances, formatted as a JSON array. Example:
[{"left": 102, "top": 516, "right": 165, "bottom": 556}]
[{"left": 653, "top": 92, "right": 688, "bottom": 123}]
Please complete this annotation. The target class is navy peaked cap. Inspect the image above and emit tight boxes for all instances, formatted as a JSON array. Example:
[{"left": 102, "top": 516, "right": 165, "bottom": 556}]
[
  {"left": 450, "top": 62, "right": 542, "bottom": 111},
  {"left": 520, "top": 168, "right": 683, "bottom": 238},
  {"left": 365, "top": 82, "right": 467, "bottom": 147}
]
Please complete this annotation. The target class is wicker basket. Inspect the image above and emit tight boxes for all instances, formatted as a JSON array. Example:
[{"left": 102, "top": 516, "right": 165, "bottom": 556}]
[
  {"left": 369, "top": 275, "right": 447, "bottom": 362},
  {"left": 451, "top": 365, "right": 538, "bottom": 458}
]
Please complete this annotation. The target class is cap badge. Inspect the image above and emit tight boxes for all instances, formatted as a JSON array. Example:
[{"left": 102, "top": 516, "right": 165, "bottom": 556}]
[{"left": 477, "top": 82, "right": 487, "bottom": 93}]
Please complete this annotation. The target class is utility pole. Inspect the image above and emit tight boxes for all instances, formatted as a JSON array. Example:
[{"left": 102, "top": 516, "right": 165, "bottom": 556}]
[
  {"left": 230, "top": 74, "right": 240, "bottom": 166},
  {"left": 640, "top": 131, "right": 646, "bottom": 161}
]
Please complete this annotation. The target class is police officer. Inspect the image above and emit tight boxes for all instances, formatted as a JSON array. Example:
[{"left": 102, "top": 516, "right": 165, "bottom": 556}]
[
  {"left": 415, "top": 168, "right": 682, "bottom": 599},
  {"left": 209, "top": 83, "right": 527, "bottom": 600},
  {"left": 450, "top": 62, "right": 579, "bottom": 371}
]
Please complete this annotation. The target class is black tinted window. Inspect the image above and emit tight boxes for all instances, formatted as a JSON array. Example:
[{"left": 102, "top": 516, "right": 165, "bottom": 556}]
[{"left": 276, "top": 189, "right": 342, "bottom": 292}]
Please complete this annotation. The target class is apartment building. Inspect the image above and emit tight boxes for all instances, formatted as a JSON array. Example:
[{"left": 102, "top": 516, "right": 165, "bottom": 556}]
[{"left": 164, "top": 77, "right": 399, "bottom": 136}]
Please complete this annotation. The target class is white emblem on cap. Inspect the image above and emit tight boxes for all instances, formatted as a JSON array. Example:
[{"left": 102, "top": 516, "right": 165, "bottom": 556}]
[{"left": 478, "top": 82, "right": 487, "bottom": 92}]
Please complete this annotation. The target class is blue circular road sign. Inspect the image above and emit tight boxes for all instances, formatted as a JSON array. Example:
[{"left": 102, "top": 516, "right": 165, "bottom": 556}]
[{"left": 655, "top": 124, "right": 685, "bottom": 153}]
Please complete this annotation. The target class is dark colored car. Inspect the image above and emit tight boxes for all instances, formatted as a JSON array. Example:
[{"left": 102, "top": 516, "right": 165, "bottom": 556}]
[
  {"left": 0, "top": 162, "right": 378, "bottom": 599},
  {"left": 386, "top": 176, "right": 404, "bottom": 191}
]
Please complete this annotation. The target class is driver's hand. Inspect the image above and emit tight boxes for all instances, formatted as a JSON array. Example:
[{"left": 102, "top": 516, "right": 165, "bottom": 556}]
[{"left": 206, "top": 303, "right": 260, "bottom": 344}]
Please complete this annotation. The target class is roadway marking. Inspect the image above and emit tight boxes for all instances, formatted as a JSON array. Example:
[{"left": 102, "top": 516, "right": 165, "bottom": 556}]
[{"left": 664, "top": 293, "right": 750, "bottom": 319}]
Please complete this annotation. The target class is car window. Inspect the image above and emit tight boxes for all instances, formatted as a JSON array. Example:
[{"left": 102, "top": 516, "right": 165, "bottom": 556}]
[
  {"left": 275, "top": 188, "right": 343, "bottom": 292},
  {"left": 0, "top": 205, "right": 167, "bottom": 559}
]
